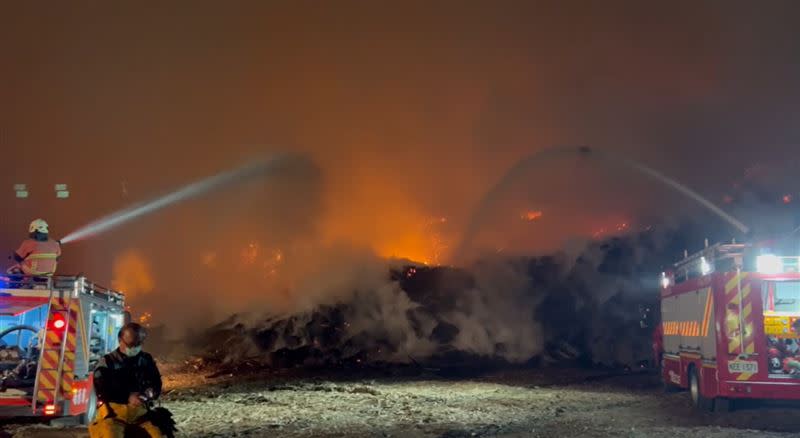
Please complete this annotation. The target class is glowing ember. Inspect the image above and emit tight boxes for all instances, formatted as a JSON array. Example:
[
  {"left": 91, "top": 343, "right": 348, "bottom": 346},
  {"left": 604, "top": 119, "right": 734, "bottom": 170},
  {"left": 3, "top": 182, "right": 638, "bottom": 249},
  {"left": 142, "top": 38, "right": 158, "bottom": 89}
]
[
  {"left": 201, "top": 251, "right": 217, "bottom": 267},
  {"left": 521, "top": 210, "right": 543, "bottom": 221},
  {"left": 262, "top": 248, "right": 285, "bottom": 278},
  {"left": 139, "top": 311, "right": 152, "bottom": 327},
  {"left": 592, "top": 219, "right": 632, "bottom": 239},
  {"left": 241, "top": 242, "right": 260, "bottom": 265}
]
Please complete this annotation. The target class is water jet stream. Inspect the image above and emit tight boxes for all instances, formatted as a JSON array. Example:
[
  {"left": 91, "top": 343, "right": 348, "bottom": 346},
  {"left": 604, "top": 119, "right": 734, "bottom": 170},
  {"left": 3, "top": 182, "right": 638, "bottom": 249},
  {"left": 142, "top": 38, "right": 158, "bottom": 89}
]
[{"left": 61, "top": 154, "right": 293, "bottom": 244}]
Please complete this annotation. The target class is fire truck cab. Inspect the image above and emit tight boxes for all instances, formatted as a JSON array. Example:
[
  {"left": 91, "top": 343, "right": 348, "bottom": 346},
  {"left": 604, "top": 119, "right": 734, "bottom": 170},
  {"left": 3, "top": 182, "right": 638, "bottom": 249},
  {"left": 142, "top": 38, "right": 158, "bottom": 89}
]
[
  {"left": 659, "top": 239, "right": 800, "bottom": 411},
  {"left": 0, "top": 275, "right": 126, "bottom": 422}
]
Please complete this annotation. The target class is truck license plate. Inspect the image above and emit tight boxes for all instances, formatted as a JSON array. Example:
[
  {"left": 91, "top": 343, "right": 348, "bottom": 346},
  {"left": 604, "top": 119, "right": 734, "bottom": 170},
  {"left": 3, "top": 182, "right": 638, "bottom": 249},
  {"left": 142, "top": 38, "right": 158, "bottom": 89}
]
[{"left": 728, "top": 360, "right": 758, "bottom": 373}]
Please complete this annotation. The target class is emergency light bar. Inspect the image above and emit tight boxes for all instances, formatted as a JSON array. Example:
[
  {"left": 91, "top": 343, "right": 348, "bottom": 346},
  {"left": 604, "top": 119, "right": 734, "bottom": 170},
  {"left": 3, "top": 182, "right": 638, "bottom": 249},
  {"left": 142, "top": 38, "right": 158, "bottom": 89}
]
[
  {"left": 757, "top": 254, "right": 782, "bottom": 274},
  {"left": 756, "top": 254, "right": 800, "bottom": 274}
]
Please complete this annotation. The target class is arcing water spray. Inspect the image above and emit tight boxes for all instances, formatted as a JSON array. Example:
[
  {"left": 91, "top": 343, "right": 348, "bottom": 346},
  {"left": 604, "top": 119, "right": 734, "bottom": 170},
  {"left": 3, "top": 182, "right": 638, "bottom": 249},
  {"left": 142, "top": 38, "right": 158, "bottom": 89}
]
[{"left": 456, "top": 145, "right": 750, "bottom": 259}]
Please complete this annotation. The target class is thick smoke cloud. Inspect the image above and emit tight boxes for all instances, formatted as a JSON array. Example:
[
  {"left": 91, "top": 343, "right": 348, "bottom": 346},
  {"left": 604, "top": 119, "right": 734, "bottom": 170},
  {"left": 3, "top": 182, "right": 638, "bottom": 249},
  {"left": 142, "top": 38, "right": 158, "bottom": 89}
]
[{"left": 190, "top": 225, "right": 690, "bottom": 368}]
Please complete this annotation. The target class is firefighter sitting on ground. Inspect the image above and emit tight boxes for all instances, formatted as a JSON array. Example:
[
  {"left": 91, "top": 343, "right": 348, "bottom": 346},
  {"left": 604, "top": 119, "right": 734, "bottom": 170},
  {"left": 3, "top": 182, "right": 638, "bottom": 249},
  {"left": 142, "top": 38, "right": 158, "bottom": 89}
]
[
  {"left": 89, "top": 323, "right": 164, "bottom": 438},
  {"left": 9, "top": 219, "right": 61, "bottom": 276}
]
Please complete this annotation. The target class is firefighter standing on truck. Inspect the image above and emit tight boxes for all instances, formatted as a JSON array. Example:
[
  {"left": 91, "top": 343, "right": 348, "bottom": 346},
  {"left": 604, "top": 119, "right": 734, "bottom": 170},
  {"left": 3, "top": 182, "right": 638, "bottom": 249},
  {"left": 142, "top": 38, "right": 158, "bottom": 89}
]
[
  {"left": 89, "top": 323, "right": 164, "bottom": 438},
  {"left": 11, "top": 219, "right": 61, "bottom": 276}
]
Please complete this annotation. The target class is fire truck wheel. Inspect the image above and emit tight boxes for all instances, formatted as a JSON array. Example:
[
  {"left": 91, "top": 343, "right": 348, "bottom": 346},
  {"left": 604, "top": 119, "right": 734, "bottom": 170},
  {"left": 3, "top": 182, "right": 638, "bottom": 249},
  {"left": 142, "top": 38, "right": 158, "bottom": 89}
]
[
  {"left": 689, "top": 367, "right": 714, "bottom": 411},
  {"left": 78, "top": 389, "right": 97, "bottom": 425}
]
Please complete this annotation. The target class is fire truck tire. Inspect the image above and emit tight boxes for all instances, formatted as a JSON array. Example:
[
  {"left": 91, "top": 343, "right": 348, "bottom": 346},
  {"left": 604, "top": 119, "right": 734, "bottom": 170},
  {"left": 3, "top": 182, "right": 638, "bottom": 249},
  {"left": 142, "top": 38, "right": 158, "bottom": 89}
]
[
  {"left": 688, "top": 367, "right": 714, "bottom": 411},
  {"left": 78, "top": 389, "right": 97, "bottom": 425}
]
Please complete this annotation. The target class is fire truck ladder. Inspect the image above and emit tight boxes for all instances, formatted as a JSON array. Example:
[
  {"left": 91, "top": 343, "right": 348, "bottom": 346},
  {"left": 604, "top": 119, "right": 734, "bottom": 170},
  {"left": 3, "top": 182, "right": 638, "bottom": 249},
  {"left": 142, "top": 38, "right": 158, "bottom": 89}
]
[
  {"left": 736, "top": 267, "right": 747, "bottom": 358},
  {"left": 31, "top": 287, "right": 72, "bottom": 414}
]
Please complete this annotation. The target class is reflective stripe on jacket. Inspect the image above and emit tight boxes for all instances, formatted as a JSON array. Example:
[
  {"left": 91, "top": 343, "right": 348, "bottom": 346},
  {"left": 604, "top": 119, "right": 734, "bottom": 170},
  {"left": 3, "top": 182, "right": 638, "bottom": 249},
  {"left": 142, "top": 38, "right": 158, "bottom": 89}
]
[{"left": 15, "top": 238, "right": 61, "bottom": 276}]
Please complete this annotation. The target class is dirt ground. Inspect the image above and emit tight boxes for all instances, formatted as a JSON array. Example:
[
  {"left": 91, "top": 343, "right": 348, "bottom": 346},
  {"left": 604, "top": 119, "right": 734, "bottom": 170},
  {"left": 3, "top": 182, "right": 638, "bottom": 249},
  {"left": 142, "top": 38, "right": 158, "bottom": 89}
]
[{"left": 4, "top": 365, "right": 800, "bottom": 438}]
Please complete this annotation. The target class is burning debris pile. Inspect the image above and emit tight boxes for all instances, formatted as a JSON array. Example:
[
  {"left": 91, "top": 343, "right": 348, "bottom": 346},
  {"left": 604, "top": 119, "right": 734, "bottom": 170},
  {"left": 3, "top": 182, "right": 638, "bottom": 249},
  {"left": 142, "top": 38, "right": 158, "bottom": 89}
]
[{"left": 187, "top": 225, "right": 712, "bottom": 372}]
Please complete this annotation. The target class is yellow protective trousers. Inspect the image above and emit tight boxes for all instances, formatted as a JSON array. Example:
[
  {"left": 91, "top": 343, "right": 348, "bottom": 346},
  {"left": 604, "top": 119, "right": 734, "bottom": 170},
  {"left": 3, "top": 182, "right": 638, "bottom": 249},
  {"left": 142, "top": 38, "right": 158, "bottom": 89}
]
[{"left": 88, "top": 402, "right": 163, "bottom": 438}]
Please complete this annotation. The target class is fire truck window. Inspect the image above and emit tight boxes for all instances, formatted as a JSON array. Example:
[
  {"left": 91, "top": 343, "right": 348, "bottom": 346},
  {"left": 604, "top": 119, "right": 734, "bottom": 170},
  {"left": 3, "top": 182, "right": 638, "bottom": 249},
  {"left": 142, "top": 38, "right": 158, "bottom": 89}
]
[
  {"left": 89, "top": 309, "right": 111, "bottom": 369},
  {"left": 771, "top": 281, "right": 800, "bottom": 313}
]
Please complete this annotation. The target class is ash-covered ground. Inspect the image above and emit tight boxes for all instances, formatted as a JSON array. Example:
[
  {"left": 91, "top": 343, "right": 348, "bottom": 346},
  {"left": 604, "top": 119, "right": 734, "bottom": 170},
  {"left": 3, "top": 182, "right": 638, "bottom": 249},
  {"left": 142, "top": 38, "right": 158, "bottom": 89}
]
[{"left": 5, "top": 362, "right": 800, "bottom": 438}]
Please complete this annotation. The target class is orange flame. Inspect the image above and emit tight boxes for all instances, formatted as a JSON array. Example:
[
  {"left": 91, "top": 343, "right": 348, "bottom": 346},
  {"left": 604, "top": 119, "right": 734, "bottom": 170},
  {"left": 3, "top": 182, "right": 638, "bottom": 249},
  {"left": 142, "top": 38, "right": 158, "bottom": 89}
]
[
  {"left": 521, "top": 210, "right": 543, "bottom": 221},
  {"left": 111, "top": 250, "right": 154, "bottom": 297}
]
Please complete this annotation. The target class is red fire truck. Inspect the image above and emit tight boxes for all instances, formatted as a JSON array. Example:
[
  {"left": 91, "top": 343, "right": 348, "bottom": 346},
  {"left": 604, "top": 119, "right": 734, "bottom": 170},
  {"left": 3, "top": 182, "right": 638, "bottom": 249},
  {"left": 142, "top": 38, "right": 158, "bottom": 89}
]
[
  {"left": 0, "top": 275, "right": 126, "bottom": 423},
  {"left": 658, "top": 239, "right": 800, "bottom": 411}
]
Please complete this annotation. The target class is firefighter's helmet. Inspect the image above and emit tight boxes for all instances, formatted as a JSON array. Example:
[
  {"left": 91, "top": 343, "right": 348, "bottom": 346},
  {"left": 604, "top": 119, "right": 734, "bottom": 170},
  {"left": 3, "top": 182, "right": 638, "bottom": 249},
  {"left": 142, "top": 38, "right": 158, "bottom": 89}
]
[{"left": 29, "top": 219, "right": 49, "bottom": 234}]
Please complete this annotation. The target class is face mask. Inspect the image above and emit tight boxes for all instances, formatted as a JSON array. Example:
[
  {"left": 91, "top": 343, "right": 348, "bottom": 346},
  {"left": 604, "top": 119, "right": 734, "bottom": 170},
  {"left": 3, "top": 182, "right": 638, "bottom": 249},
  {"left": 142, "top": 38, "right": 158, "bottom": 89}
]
[{"left": 124, "top": 345, "right": 142, "bottom": 357}]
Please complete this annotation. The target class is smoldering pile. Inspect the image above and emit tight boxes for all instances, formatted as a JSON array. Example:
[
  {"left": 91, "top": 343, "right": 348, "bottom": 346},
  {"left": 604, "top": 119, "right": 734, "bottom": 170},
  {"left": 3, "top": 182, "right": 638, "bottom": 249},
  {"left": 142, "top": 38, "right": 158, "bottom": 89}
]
[{"left": 187, "top": 225, "right": 713, "bottom": 372}]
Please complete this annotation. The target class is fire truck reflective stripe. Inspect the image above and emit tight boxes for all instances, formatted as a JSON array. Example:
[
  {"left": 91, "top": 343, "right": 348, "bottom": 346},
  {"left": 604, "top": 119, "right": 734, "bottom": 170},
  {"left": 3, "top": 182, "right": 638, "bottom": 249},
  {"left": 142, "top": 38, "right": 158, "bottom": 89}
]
[
  {"left": 725, "top": 272, "right": 745, "bottom": 294},
  {"left": 61, "top": 300, "right": 80, "bottom": 397},
  {"left": 727, "top": 283, "right": 750, "bottom": 307},
  {"left": 37, "top": 389, "right": 55, "bottom": 402},
  {"left": 35, "top": 296, "right": 69, "bottom": 403},
  {"left": 45, "top": 331, "right": 61, "bottom": 346},
  {"left": 663, "top": 320, "right": 707, "bottom": 336},
  {"left": 26, "top": 253, "right": 58, "bottom": 259},
  {"left": 743, "top": 303, "right": 752, "bottom": 320},
  {"left": 42, "top": 350, "right": 59, "bottom": 369},
  {"left": 744, "top": 321, "right": 755, "bottom": 355},
  {"left": 740, "top": 281, "right": 756, "bottom": 357},
  {"left": 37, "top": 374, "right": 60, "bottom": 400},
  {"left": 75, "top": 302, "right": 89, "bottom": 364},
  {"left": 728, "top": 336, "right": 741, "bottom": 354},
  {"left": 726, "top": 277, "right": 745, "bottom": 355},
  {"left": 701, "top": 292, "right": 713, "bottom": 336},
  {"left": 725, "top": 274, "right": 737, "bottom": 293},
  {"left": 39, "top": 370, "right": 56, "bottom": 386},
  {"left": 737, "top": 372, "right": 754, "bottom": 381}
]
